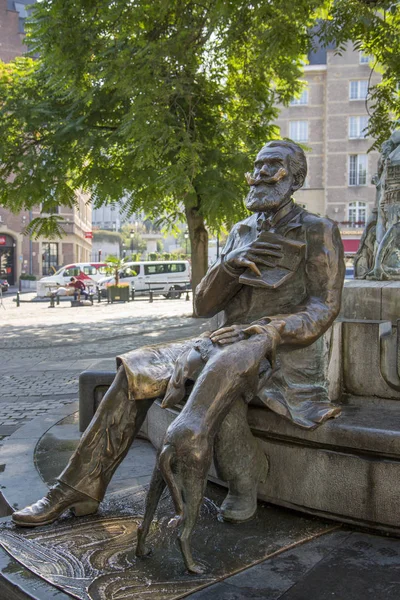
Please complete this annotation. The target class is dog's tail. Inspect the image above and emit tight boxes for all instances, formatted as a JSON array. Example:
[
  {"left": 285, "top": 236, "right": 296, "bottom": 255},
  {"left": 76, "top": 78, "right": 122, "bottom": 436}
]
[{"left": 159, "top": 443, "right": 184, "bottom": 520}]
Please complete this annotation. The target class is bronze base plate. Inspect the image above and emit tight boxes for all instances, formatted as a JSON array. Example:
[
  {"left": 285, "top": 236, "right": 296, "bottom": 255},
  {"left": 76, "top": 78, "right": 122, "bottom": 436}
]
[{"left": 0, "top": 486, "right": 337, "bottom": 600}]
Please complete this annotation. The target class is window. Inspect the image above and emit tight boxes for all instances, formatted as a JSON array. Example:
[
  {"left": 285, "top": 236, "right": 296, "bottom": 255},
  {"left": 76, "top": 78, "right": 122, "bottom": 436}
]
[
  {"left": 40, "top": 203, "right": 59, "bottom": 215},
  {"left": 349, "top": 80, "right": 369, "bottom": 100},
  {"left": 144, "top": 264, "right": 168, "bottom": 275},
  {"left": 42, "top": 243, "right": 59, "bottom": 276},
  {"left": 359, "top": 51, "right": 372, "bottom": 64},
  {"left": 166, "top": 263, "right": 186, "bottom": 273},
  {"left": 348, "top": 202, "right": 367, "bottom": 227},
  {"left": 121, "top": 265, "right": 140, "bottom": 277},
  {"left": 83, "top": 266, "right": 97, "bottom": 275},
  {"left": 349, "top": 116, "right": 369, "bottom": 139},
  {"left": 349, "top": 155, "right": 367, "bottom": 186},
  {"left": 289, "top": 120, "right": 308, "bottom": 142},
  {"left": 290, "top": 89, "right": 308, "bottom": 106},
  {"left": 63, "top": 267, "right": 80, "bottom": 277}
]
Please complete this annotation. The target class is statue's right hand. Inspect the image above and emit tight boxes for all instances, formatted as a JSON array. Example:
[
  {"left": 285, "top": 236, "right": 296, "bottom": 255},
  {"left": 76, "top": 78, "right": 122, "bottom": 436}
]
[{"left": 225, "top": 240, "right": 283, "bottom": 277}]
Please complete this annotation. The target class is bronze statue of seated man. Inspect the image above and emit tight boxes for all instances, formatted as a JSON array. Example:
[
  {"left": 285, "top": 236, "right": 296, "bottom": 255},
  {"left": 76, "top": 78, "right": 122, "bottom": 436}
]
[{"left": 12, "top": 141, "right": 344, "bottom": 550}]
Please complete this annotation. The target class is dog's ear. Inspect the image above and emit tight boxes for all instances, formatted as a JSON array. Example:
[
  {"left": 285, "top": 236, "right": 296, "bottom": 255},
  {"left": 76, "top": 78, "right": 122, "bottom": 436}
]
[{"left": 162, "top": 349, "right": 191, "bottom": 409}]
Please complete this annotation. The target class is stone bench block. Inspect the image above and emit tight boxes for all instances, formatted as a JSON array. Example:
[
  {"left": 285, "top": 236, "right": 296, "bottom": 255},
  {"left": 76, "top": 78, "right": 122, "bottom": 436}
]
[{"left": 145, "top": 396, "right": 400, "bottom": 535}]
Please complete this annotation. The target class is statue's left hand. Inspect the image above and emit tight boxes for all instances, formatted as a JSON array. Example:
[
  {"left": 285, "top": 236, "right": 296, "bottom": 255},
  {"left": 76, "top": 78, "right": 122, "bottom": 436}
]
[
  {"left": 210, "top": 324, "right": 248, "bottom": 345},
  {"left": 210, "top": 321, "right": 285, "bottom": 346}
]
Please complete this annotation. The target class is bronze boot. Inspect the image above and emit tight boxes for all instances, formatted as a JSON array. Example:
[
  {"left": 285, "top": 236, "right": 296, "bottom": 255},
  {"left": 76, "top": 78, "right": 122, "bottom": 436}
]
[
  {"left": 12, "top": 482, "right": 99, "bottom": 527},
  {"left": 219, "top": 451, "right": 269, "bottom": 523}
]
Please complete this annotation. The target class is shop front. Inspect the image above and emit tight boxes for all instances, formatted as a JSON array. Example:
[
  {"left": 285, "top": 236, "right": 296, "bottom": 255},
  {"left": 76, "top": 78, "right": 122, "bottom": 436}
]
[{"left": 0, "top": 234, "right": 15, "bottom": 285}]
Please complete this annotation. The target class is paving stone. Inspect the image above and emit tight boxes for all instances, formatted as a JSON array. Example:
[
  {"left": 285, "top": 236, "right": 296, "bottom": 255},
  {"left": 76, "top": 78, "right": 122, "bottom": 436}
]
[
  {"left": 0, "top": 426, "right": 21, "bottom": 435},
  {"left": 0, "top": 298, "right": 206, "bottom": 437}
]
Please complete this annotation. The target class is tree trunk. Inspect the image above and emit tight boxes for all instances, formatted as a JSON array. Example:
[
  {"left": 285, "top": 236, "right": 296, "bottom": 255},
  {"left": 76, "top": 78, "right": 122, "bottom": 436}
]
[{"left": 185, "top": 204, "right": 208, "bottom": 312}]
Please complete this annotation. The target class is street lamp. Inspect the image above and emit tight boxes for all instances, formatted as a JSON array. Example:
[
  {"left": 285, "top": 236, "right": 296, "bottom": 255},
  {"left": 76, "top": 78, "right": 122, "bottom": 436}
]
[
  {"left": 130, "top": 230, "right": 134, "bottom": 253},
  {"left": 184, "top": 231, "right": 189, "bottom": 255}
]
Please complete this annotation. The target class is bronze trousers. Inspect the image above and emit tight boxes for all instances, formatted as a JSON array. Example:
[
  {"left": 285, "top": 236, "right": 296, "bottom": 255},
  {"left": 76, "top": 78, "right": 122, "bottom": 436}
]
[{"left": 59, "top": 357, "right": 264, "bottom": 502}]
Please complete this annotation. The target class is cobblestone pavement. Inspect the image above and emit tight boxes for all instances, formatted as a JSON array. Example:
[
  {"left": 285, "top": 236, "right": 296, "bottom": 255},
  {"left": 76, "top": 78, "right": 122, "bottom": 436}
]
[{"left": 0, "top": 290, "right": 208, "bottom": 438}]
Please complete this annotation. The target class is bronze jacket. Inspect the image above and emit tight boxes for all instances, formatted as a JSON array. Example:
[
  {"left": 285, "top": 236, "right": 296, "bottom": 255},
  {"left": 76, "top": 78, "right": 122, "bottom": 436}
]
[
  {"left": 195, "top": 202, "right": 344, "bottom": 349},
  {"left": 195, "top": 202, "right": 345, "bottom": 429}
]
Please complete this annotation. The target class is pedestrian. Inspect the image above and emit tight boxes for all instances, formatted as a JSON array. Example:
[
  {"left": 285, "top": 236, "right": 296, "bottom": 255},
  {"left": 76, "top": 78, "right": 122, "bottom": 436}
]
[{"left": 68, "top": 277, "right": 89, "bottom": 300}]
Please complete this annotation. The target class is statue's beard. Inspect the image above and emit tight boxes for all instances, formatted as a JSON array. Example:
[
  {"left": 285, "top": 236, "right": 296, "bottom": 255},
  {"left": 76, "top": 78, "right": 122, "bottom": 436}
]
[{"left": 245, "top": 183, "right": 288, "bottom": 213}]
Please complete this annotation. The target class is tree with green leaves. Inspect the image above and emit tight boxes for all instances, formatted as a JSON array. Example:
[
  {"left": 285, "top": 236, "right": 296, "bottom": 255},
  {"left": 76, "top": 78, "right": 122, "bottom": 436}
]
[
  {"left": 105, "top": 255, "right": 130, "bottom": 286},
  {"left": 0, "top": 0, "right": 398, "bottom": 291}
]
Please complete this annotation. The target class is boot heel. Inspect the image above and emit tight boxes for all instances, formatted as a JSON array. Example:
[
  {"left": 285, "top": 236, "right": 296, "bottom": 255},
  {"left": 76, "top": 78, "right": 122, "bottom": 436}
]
[{"left": 71, "top": 500, "right": 99, "bottom": 517}]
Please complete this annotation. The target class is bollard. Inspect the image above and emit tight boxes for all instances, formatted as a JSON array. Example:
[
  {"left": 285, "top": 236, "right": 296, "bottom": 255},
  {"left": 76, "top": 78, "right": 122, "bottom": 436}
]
[
  {"left": 56, "top": 295, "right": 60, "bottom": 305},
  {"left": 149, "top": 291, "right": 153, "bottom": 303},
  {"left": 16, "top": 291, "right": 20, "bottom": 307},
  {"left": 98, "top": 289, "right": 101, "bottom": 303},
  {"left": 49, "top": 294, "right": 55, "bottom": 308},
  {"left": 131, "top": 289, "right": 135, "bottom": 301},
  {"left": 186, "top": 290, "right": 190, "bottom": 301},
  {"left": 89, "top": 293, "right": 94, "bottom": 305}
]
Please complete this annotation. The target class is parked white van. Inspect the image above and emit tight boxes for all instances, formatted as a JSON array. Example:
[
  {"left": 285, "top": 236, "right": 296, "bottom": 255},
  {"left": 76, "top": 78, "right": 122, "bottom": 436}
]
[
  {"left": 36, "top": 263, "right": 108, "bottom": 297},
  {"left": 97, "top": 260, "right": 191, "bottom": 298}
]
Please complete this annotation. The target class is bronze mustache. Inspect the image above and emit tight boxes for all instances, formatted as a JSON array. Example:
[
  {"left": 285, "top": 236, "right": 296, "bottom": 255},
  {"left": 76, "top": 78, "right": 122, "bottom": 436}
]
[{"left": 245, "top": 167, "right": 288, "bottom": 186}]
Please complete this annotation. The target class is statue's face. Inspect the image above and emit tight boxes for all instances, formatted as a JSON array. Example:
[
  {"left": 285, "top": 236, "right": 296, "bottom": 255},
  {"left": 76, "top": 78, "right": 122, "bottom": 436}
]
[{"left": 245, "top": 146, "right": 295, "bottom": 212}]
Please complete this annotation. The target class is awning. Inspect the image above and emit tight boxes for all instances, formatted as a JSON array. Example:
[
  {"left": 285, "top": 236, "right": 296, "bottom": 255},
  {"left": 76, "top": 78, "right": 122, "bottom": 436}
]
[{"left": 342, "top": 239, "right": 360, "bottom": 254}]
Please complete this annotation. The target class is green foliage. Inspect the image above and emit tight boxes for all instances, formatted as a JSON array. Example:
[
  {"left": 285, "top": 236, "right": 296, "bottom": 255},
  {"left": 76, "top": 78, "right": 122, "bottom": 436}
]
[
  {"left": 120, "top": 223, "right": 147, "bottom": 253},
  {"left": 126, "top": 252, "right": 142, "bottom": 262},
  {"left": 0, "top": 0, "right": 321, "bottom": 242},
  {"left": 105, "top": 255, "right": 129, "bottom": 285},
  {"left": 0, "top": 0, "right": 398, "bottom": 255},
  {"left": 20, "top": 273, "right": 37, "bottom": 280},
  {"left": 93, "top": 230, "right": 122, "bottom": 244},
  {"left": 319, "top": 1, "right": 400, "bottom": 150}
]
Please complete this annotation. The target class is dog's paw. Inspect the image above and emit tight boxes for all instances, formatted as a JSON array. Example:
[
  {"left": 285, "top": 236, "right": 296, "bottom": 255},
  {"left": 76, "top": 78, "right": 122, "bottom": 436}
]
[
  {"left": 167, "top": 515, "right": 182, "bottom": 529},
  {"left": 187, "top": 560, "right": 206, "bottom": 575},
  {"left": 135, "top": 542, "right": 153, "bottom": 557}
]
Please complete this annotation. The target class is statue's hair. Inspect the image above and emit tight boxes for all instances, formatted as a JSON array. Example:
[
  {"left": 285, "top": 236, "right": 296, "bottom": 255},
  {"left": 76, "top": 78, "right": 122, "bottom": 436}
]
[{"left": 262, "top": 140, "right": 307, "bottom": 189}]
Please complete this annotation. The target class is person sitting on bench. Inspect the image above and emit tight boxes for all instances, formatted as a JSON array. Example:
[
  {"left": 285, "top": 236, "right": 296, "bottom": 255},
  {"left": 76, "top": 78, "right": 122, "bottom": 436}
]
[{"left": 68, "top": 277, "right": 89, "bottom": 301}]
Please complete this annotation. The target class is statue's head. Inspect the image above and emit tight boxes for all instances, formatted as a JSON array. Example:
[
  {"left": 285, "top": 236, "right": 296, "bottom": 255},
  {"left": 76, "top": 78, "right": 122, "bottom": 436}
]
[{"left": 245, "top": 140, "right": 307, "bottom": 212}]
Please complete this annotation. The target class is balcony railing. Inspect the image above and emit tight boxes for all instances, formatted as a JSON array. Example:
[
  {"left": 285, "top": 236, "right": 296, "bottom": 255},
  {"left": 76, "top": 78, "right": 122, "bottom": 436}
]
[{"left": 338, "top": 221, "right": 366, "bottom": 229}]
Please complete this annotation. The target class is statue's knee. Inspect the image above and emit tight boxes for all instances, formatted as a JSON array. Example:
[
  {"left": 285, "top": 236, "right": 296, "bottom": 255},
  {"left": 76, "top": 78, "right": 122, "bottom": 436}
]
[
  {"left": 115, "top": 365, "right": 129, "bottom": 392},
  {"left": 210, "top": 346, "right": 238, "bottom": 372}
]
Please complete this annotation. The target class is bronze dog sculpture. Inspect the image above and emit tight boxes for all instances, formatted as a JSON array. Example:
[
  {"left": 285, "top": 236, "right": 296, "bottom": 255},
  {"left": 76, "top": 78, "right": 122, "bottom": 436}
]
[{"left": 136, "top": 329, "right": 274, "bottom": 574}]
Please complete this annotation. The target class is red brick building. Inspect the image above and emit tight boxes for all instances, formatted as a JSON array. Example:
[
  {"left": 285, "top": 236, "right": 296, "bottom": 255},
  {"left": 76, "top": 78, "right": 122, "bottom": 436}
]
[{"left": 0, "top": 0, "right": 92, "bottom": 284}]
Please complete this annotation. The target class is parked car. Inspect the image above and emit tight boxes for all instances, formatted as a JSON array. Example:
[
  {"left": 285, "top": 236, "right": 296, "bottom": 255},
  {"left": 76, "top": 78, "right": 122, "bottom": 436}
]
[
  {"left": 0, "top": 278, "right": 9, "bottom": 293},
  {"left": 97, "top": 260, "right": 191, "bottom": 298},
  {"left": 36, "top": 263, "right": 108, "bottom": 297}
]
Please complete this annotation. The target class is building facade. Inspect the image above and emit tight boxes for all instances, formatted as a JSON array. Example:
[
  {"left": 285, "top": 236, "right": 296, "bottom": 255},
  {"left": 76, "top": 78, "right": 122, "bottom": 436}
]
[
  {"left": 275, "top": 43, "right": 381, "bottom": 256},
  {"left": 0, "top": 0, "right": 92, "bottom": 284}
]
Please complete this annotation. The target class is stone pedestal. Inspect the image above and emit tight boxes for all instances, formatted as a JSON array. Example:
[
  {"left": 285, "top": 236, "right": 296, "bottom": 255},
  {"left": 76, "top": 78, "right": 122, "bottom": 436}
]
[
  {"left": 76, "top": 279, "right": 400, "bottom": 535},
  {"left": 341, "top": 280, "right": 400, "bottom": 324}
]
